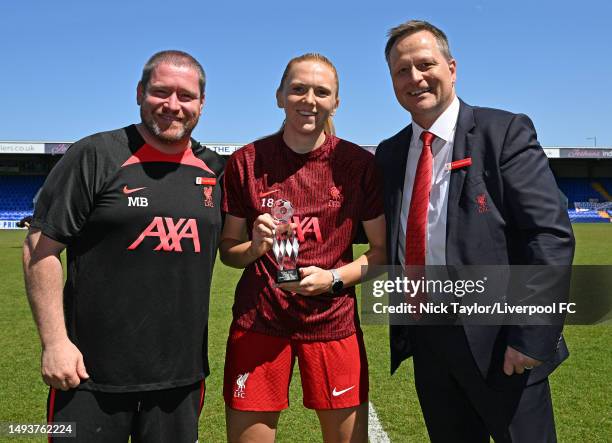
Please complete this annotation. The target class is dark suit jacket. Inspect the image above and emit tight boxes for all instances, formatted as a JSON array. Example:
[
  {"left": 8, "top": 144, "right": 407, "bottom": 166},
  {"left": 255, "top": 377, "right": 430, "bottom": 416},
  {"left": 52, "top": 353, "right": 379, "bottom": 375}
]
[{"left": 375, "top": 100, "right": 575, "bottom": 384}]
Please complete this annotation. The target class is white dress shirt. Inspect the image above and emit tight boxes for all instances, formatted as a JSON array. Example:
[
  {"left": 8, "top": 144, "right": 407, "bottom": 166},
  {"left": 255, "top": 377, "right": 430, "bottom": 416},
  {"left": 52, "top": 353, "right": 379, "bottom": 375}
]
[{"left": 398, "top": 96, "right": 460, "bottom": 267}]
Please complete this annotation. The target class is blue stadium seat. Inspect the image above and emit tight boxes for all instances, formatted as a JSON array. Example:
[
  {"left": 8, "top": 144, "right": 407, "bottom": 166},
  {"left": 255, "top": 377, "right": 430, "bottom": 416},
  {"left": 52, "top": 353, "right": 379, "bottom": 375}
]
[
  {"left": 568, "top": 209, "right": 611, "bottom": 223},
  {"left": 0, "top": 175, "right": 45, "bottom": 221},
  {"left": 557, "top": 177, "right": 612, "bottom": 207}
]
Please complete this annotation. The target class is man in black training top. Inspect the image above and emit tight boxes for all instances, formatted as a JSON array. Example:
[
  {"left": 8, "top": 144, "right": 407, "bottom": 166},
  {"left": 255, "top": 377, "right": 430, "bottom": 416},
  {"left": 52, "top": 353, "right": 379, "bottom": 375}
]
[{"left": 23, "top": 50, "right": 225, "bottom": 443}]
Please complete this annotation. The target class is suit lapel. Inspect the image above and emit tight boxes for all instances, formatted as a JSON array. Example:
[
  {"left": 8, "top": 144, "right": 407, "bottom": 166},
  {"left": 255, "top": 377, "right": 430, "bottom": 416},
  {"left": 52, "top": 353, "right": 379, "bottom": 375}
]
[
  {"left": 389, "top": 125, "right": 412, "bottom": 264},
  {"left": 446, "top": 101, "right": 476, "bottom": 263}
]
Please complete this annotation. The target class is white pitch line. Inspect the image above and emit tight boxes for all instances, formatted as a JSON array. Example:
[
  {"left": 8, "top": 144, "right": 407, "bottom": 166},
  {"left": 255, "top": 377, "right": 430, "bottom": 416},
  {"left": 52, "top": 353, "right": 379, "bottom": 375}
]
[{"left": 368, "top": 401, "right": 391, "bottom": 443}]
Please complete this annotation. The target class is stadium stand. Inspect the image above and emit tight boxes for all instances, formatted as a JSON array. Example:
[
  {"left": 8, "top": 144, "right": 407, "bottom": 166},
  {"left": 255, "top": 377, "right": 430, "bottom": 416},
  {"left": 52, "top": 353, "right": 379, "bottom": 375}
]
[
  {"left": 1, "top": 142, "right": 611, "bottom": 227},
  {"left": 0, "top": 176, "right": 45, "bottom": 221},
  {"left": 594, "top": 178, "right": 612, "bottom": 200},
  {"left": 557, "top": 178, "right": 612, "bottom": 223},
  {"left": 557, "top": 178, "right": 598, "bottom": 204},
  {"left": 1, "top": 177, "right": 610, "bottom": 223}
]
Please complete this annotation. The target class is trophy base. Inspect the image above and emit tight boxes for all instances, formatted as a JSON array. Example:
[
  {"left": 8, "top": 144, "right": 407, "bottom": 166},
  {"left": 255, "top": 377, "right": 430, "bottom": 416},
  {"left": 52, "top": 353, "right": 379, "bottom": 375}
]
[{"left": 276, "top": 268, "right": 301, "bottom": 283}]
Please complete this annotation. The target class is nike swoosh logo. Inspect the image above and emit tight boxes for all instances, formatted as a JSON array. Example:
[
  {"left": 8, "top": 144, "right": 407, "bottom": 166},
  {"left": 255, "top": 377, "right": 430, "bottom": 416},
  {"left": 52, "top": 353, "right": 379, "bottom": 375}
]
[
  {"left": 260, "top": 189, "right": 280, "bottom": 197},
  {"left": 332, "top": 386, "right": 355, "bottom": 397},
  {"left": 123, "top": 185, "right": 147, "bottom": 195}
]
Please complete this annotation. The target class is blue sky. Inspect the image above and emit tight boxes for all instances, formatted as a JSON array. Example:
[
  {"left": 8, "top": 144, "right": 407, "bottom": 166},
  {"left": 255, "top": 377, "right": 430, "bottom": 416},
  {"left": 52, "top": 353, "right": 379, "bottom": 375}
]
[{"left": 2, "top": 0, "right": 611, "bottom": 146}]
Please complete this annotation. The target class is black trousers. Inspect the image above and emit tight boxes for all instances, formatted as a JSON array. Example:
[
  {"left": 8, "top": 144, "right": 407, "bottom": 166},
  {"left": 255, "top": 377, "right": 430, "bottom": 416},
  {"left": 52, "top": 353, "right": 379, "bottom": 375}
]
[
  {"left": 47, "top": 381, "right": 205, "bottom": 443},
  {"left": 412, "top": 326, "right": 557, "bottom": 443}
]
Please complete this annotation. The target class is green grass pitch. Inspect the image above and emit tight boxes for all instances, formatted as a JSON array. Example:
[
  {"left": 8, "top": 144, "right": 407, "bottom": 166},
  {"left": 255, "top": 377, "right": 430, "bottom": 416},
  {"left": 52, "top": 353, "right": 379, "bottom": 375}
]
[{"left": 0, "top": 225, "right": 610, "bottom": 442}]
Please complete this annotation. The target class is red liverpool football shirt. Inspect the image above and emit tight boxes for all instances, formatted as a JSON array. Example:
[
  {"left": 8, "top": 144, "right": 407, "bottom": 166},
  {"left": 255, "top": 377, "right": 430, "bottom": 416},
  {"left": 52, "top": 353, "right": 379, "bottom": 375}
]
[{"left": 222, "top": 133, "right": 383, "bottom": 340}]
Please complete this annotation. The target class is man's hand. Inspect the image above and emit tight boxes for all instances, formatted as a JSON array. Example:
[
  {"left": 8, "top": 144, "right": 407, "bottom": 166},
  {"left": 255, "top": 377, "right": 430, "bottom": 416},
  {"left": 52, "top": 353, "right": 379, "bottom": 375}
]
[
  {"left": 41, "top": 338, "right": 89, "bottom": 390},
  {"left": 503, "top": 346, "right": 542, "bottom": 376},
  {"left": 277, "top": 266, "right": 334, "bottom": 296}
]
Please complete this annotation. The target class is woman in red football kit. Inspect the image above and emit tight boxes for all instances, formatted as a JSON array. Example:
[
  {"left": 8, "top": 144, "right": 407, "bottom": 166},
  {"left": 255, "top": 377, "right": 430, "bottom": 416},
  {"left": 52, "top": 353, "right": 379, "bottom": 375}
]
[{"left": 220, "top": 53, "right": 386, "bottom": 443}]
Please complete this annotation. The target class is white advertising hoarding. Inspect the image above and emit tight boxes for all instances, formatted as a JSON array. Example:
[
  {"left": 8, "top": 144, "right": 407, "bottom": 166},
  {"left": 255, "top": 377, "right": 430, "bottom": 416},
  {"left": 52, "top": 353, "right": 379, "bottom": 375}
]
[{"left": 0, "top": 143, "right": 45, "bottom": 154}]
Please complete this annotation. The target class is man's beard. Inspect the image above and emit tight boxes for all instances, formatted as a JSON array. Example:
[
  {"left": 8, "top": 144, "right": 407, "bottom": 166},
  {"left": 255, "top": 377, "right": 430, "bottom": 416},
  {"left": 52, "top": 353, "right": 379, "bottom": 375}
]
[{"left": 140, "top": 110, "right": 199, "bottom": 144}]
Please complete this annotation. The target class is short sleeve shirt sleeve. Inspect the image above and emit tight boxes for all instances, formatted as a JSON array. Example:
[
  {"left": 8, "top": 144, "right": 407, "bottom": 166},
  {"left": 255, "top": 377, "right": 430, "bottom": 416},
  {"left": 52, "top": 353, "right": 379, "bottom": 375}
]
[
  {"left": 359, "top": 154, "right": 384, "bottom": 221},
  {"left": 221, "top": 151, "right": 248, "bottom": 218},
  {"left": 31, "top": 141, "right": 99, "bottom": 244}
]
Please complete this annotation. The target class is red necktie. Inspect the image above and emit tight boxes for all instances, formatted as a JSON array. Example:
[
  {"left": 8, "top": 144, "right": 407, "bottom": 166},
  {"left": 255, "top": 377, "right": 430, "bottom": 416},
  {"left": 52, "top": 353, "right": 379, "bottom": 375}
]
[
  {"left": 405, "top": 131, "right": 435, "bottom": 266},
  {"left": 405, "top": 131, "right": 435, "bottom": 319}
]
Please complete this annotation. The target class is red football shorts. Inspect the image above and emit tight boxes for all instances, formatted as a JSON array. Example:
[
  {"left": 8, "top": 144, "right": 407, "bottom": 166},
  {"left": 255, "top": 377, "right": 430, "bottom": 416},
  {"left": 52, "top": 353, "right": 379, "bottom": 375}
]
[{"left": 223, "top": 327, "right": 368, "bottom": 411}]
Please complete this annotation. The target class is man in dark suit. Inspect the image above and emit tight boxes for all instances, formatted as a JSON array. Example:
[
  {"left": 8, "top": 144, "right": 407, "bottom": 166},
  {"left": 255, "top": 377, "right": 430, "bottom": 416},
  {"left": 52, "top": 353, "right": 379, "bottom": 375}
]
[{"left": 375, "top": 20, "right": 574, "bottom": 442}]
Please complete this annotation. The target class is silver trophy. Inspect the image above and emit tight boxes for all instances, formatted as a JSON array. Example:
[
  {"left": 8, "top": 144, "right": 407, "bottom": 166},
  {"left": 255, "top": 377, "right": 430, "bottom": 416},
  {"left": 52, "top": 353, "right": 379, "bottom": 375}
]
[{"left": 271, "top": 199, "right": 300, "bottom": 283}]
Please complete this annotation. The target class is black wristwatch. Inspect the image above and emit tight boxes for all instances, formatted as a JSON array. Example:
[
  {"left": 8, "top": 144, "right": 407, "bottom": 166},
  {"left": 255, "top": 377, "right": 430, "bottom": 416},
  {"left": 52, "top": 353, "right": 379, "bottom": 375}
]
[{"left": 330, "top": 269, "right": 344, "bottom": 294}]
